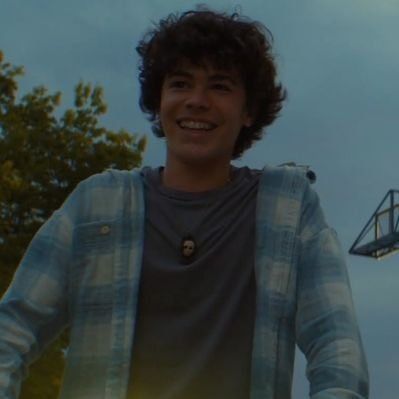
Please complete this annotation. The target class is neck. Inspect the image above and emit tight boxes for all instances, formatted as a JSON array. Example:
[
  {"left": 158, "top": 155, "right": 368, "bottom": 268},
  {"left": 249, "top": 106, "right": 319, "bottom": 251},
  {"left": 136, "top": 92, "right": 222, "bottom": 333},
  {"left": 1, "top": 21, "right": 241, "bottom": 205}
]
[{"left": 162, "top": 159, "right": 232, "bottom": 192}]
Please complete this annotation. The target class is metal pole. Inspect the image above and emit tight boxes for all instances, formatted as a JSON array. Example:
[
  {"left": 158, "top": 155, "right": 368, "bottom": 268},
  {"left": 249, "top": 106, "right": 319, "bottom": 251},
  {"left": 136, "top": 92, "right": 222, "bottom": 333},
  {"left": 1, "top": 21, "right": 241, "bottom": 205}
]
[{"left": 389, "top": 190, "right": 394, "bottom": 234}]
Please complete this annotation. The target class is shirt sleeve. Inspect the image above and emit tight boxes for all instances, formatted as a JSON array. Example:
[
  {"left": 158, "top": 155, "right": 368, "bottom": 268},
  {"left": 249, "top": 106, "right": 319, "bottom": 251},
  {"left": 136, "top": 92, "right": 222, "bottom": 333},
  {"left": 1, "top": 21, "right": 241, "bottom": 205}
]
[
  {"left": 295, "top": 182, "right": 369, "bottom": 398},
  {"left": 0, "top": 188, "right": 78, "bottom": 398}
]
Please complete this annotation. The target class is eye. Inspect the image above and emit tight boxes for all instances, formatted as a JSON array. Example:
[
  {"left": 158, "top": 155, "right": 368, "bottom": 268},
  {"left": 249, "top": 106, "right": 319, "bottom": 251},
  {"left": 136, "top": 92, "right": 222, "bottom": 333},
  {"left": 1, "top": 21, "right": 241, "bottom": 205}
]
[
  {"left": 167, "top": 79, "right": 188, "bottom": 89},
  {"left": 211, "top": 82, "right": 232, "bottom": 91}
]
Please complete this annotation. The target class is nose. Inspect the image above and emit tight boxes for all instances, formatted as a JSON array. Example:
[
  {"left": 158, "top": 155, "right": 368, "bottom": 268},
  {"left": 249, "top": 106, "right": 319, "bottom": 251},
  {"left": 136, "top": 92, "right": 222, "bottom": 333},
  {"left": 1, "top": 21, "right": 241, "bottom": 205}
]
[{"left": 184, "top": 87, "right": 210, "bottom": 110}]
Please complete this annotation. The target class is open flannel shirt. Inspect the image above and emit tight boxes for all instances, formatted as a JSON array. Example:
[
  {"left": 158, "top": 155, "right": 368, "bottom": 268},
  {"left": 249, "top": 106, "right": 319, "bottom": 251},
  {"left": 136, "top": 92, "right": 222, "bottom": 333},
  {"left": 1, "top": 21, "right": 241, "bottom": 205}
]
[{"left": 0, "top": 165, "right": 369, "bottom": 398}]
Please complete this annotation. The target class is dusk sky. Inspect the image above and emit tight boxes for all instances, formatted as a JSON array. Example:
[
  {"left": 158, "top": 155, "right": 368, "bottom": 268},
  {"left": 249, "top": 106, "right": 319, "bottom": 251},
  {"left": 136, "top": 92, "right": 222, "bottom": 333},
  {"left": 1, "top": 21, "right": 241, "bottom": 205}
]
[{"left": 1, "top": 0, "right": 398, "bottom": 397}]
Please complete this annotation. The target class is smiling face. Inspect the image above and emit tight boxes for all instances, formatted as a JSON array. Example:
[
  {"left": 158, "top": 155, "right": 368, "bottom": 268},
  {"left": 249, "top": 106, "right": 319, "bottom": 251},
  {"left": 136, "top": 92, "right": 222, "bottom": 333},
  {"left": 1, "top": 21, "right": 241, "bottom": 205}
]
[{"left": 159, "top": 61, "right": 252, "bottom": 168}]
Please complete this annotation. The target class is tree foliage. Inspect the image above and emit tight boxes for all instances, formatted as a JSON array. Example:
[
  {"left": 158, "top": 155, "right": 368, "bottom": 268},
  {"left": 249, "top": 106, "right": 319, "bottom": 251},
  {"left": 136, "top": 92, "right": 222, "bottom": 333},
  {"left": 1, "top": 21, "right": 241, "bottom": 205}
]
[
  {"left": 0, "top": 50, "right": 146, "bottom": 278},
  {"left": 0, "top": 50, "right": 146, "bottom": 398}
]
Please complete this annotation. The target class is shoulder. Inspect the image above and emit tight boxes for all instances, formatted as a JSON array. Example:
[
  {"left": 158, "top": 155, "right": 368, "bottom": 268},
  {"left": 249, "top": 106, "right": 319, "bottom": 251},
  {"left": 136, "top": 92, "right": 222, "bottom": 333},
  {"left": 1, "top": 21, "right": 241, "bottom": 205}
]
[
  {"left": 61, "top": 168, "right": 144, "bottom": 222},
  {"left": 75, "top": 168, "right": 142, "bottom": 191},
  {"left": 258, "top": 163, "right": 315, "bottom": 200},
  {"left": 258, "top": 163, "right": 324, "bottom": 225}
]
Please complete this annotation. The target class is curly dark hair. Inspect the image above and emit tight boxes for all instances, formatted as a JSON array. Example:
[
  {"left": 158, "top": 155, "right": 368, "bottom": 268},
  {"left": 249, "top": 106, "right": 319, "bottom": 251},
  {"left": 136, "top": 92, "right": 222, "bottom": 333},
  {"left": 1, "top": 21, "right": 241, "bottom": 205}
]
[{"left": 136, "top": 8, "right": 286, "bottom": 159}]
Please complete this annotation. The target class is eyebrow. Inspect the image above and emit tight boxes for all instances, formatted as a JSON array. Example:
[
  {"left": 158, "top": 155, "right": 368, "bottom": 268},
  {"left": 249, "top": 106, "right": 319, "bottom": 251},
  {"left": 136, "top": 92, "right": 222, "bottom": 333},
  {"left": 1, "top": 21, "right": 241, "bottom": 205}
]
[{"left": 166, "top": 70, "right": 239, "bottom": 86}]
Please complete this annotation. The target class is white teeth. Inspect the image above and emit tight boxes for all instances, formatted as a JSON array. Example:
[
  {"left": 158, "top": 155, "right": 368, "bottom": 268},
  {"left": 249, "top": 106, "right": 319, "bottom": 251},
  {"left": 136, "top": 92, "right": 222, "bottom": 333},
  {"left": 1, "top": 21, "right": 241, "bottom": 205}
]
[{"left": 178, "top": 120, "right": 215, "bottom": 130}]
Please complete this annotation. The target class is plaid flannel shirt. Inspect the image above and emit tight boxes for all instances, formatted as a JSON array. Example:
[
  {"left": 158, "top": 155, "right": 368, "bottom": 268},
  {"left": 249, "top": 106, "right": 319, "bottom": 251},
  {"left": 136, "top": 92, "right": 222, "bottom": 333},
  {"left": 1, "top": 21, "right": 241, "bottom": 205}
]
[{"left": 0, "top": 166, "right": 369, "bottom": 398}]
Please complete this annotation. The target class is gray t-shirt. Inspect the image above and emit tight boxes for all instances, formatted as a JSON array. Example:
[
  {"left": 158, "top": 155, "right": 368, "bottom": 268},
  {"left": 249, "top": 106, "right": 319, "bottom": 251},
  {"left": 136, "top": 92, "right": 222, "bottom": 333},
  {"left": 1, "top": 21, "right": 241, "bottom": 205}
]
[{"left": 128, "top": 165, "right": 262, "bottom": 399}]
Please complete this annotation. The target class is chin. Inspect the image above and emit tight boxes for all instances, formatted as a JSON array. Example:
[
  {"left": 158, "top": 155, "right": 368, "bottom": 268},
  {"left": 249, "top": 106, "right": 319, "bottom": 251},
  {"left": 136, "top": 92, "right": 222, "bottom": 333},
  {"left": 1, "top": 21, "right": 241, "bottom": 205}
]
[{"left": 168, "top": 143, "right": 233, "bottom": 166}]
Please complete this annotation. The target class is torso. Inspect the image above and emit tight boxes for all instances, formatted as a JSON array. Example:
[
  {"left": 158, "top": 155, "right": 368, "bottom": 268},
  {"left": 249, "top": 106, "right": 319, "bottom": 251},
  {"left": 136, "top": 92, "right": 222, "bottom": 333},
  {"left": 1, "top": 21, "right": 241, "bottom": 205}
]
[{"left": 128, "top": 165, "right": 262, "bottom": 399}]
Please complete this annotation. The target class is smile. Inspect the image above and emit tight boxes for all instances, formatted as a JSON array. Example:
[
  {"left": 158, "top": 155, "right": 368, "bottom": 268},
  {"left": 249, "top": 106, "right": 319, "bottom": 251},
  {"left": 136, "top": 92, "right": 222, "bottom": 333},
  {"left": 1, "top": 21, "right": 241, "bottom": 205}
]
[{"left": 177, "top": 119, "right": 217, "bottom": 131}]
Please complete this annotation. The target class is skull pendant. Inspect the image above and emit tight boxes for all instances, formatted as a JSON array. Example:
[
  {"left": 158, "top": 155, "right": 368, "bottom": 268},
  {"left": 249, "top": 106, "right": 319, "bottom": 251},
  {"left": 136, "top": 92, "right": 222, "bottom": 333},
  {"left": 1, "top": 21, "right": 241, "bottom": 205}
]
[{"left": 181, "top": 235, "right": 196, "bottom": 263}]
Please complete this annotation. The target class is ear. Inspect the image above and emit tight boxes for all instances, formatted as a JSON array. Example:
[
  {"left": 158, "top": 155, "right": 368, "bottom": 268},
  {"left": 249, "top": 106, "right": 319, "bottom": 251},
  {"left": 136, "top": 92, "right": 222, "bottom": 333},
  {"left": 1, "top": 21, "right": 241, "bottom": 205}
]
[{"left": 243, "top": 112, "right": 253, "bottom": 128}]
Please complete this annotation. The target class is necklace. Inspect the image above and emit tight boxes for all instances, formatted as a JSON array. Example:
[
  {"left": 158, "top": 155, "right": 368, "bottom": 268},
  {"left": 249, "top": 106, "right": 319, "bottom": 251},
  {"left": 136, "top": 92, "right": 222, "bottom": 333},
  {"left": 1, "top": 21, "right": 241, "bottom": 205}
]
[
  {"left": 160, "top": 167, "right": 233, "bottom": 265},
  {"left": 181, "top": 234, "right": 197, "bottom": 264}
]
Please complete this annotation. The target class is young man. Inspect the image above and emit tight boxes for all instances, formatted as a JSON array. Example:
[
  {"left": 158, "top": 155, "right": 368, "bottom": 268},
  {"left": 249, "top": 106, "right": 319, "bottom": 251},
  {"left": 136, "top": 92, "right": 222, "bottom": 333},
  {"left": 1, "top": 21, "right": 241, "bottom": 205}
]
[{"left": 0, "top": 9, "right": 369, "bottom": 399}]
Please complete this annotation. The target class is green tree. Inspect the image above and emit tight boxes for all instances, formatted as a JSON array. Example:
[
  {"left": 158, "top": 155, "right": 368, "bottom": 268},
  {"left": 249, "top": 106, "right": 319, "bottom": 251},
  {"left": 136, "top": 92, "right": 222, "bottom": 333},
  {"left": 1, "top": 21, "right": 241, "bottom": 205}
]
[{"left": 0, "top": 50, "right": 146, "bottom": 398}]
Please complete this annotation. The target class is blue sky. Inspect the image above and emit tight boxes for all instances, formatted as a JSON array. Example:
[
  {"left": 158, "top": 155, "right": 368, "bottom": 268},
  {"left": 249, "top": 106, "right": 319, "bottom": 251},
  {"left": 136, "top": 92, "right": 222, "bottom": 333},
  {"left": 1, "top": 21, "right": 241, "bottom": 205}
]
[{"left": 1, "top": 0, "right": 398, "bottom": 397}]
